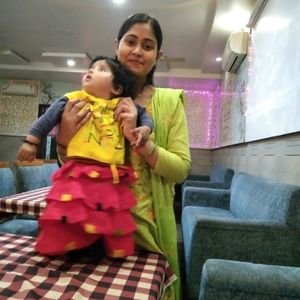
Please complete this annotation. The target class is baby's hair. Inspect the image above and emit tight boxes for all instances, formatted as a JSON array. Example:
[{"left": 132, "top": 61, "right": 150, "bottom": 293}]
[{"left": 89, "top": 55, "right": 135, "bottom": 98}]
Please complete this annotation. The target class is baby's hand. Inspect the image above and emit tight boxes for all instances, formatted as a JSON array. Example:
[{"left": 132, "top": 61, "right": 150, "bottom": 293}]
[
  {"left": 130, "top": 126, "right": 152, "bottom": 148},
  {"left": 17, "top": 142, "right": 38, "bottom": 162}
]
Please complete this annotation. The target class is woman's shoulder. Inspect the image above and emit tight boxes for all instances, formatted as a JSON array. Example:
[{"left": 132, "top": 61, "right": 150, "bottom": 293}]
[
  {"left": 155, "top": 87, "right": 183, "bottom": 96},
  {"left": 154, "top": 87, "right": 184, "bottom": 104}
]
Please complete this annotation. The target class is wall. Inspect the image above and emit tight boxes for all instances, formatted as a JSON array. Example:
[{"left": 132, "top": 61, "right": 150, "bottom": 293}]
[
  {"left": 0, "top": 80, "right": 80, "bottom": 162},
  {"left": 209, "top": 1, "right": 300, "bottom": 186},
  {"left": 1, "top": 77, "right": 216, "bottom": 166},
  {"left": 189, "top": 148, "right": 212, "bottom": 176},
  {"left": 155, "top": 76, "right": 221, "bottom": 149},
  {"left": 217, "top": 1, "right": 300, "bottom": 147},
  {"left": 212, "top": 132, "right": 300, "bottom": 186},
  {"left": 0, "top": 80, "right": 40, "bottom": 136},
  {"left": 0, "top": 135, "right": 23, "bottom": 163},
  {"left": 245, "top": 0, "right": 300, "bottom": 141},
  {"left": 218, "top": 58, "right": 248, "bottom": 147}
]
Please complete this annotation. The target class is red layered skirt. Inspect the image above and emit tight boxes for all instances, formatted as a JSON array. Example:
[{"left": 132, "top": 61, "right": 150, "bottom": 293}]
[{"left": 35, "top": 160, "right": 137, "bottom": 258}]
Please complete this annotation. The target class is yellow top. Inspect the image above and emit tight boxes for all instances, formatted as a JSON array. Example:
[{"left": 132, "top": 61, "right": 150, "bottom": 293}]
[{"left": 65, "top": 90, "right": 124, "bottom": 165}]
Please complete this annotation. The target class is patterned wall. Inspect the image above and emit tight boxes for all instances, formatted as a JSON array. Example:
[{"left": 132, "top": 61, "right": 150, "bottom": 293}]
[
  {"left": 0, "top": 80, "right": 81, "bottom": 137},
  {"left": 1, "top": 77, "right": 220, "bottom": 149},
  {"left": 155, "top": 77, "right": 221, "bottom": 149},
  {"left": 218, "top": 55, "right": 248, "bottom": 147},
  {"left": 0, "top": 80, "right": 40, "bottom": 136}
]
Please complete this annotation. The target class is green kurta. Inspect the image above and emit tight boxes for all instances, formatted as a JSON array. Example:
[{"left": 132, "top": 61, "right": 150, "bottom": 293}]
[{"left": 130, "top": 87, "right": 191, "bottom": 300}]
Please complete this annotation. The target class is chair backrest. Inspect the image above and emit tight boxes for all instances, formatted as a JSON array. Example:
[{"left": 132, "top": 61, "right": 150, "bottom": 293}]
[
  {"left": 210, "top": 165, "right": 234, "bottom": 188},
  {"left": 0, "top": 162, "right": 16, "bottom": 197},
  {"left": 230, "top": 172, "right": 300, "bottom": 227},
  {"left": 14, "top": 159, "right": 59, "bottom": 192}
]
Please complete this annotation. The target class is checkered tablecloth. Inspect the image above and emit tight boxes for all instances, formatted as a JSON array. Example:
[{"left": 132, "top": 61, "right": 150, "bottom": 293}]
[
  {"left": 0, "top": 187, "right": 50, "bottom": 216},
  {"left": 0, "top": 233, "right": 175, "bottom": 299}
]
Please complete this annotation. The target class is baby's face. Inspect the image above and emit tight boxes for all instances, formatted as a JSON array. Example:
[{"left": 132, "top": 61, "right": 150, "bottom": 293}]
[{"left": 82, "top": 60, "right": 114, "bottom": 99}]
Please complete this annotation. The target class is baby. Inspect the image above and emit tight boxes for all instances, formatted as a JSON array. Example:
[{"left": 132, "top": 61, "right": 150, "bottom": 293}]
[{"left": 18, "top": 56, "right": 154, "bottom": 260}]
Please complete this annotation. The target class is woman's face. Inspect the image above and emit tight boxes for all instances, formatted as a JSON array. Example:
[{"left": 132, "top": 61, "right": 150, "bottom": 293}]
[{"left": 115, "top": 23, "right": 161, "bottom": 79}]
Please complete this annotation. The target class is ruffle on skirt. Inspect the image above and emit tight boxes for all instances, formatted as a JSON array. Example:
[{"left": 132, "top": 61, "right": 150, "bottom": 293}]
[{"left": 36, "top": 160, "right": 137, "bottom": 258}]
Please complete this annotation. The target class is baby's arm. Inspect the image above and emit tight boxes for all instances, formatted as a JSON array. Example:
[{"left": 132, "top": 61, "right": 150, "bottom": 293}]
[
  {"left": 17, "top": 97, "right": 67, "bottom": 161},
  {"left": 130, "top": 125, "right": 152, "bottom": 147},
  {"left": 130, "top": 104, "right": 154, "bottom": 147},
  {"left": 17, "top": 135, "right": 41, "bottom": 161}
]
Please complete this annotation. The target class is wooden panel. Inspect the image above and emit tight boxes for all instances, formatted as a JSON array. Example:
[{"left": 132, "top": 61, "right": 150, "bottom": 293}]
[
  {"left": 15, "top": 159, "right": 44, "bottom": 167},
  {"left": 0, "top": 161, "right": 9, "bottom": 168}
]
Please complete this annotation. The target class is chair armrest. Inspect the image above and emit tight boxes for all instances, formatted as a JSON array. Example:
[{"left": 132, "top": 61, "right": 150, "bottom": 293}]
[
  {"left": 184, "top": 181, "right": 227, "bottom": 189},
  {"left": 200, "top": 259, "right": 300, "bottom": 300},
  {"left": 182, "top": 187, "right": 230, "bottom": 209},
  {"left": 182, "top": 215, "right": 300, "bottom": 299},
  {"left": 188, "top": 218, "right": 300, "bottom": 279},
  {"left": 186, "top": 175, "right": 210, "bottom": 181},
  {"left": 183, "top": 180, "right": 226, "bottom": 190}
]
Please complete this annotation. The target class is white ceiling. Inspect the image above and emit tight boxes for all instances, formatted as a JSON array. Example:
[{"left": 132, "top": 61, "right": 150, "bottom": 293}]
[{"left": 0, "top": 0, "right": 256, "bottom": 83}]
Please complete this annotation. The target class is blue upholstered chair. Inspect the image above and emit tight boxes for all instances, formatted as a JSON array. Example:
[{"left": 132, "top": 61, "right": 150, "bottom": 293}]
[
  {"left": 0, "top": 218, "right": 38, "bottom": 237},
  {"left": 199, "top": 259, "right": 300, "bottom": 300},
  {"left": 182, "top": 172, "right": 300, "bottom": 299},
  {"left": 0, "top": 160, "right": 58, "bottom": 237},
  {"left": 15, "top": 159, "right": 59, "bottom": 193},
  {"left": 0, "top": 162, "right": 16, "bottom": 197},
  {"left": 182, "top": 165, "right": 234, "bottom": 191}
]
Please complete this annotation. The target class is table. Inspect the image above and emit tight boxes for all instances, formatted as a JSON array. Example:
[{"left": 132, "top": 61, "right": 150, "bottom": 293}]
[
  {"left": 0, "top": 186, "right": 50, "bottom": 217},
  {"left": 0, "top": 233, "right": 175, "bottom": 299}
]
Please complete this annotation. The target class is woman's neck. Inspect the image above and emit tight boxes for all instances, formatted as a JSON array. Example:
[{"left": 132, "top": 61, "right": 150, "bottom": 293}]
[
  {"left": 133, "top": 79, "right": 147, "bottom": 99},
  {"left": 134, "top": 84, "right": 155, "bottom": 106}
]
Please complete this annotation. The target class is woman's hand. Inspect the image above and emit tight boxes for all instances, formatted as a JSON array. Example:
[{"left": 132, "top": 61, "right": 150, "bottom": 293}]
[
  {"left": 114, "top": 97, "right": 138, "bottom": 143},
  {"left": 56, "top": 100, "right": 90, "bottom": 146}
]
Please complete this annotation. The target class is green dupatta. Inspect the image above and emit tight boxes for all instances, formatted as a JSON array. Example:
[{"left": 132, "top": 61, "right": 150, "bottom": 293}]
[{"left": 150, "top": 88, "right": 191, "bottom": 299}]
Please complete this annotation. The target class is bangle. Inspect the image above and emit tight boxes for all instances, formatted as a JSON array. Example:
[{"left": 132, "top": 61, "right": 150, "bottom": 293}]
[
  {"left": 22, "top": 139, "right": 38, "bottom": 147},
  {"left": 56, "top": 144, "right": 67, "bottom": 154},
  {"left": 56, "top": 142, "right": 67, "bottom": 149},
  {"left": 144, "top": 142, "right": 157, "bottom": 157}
]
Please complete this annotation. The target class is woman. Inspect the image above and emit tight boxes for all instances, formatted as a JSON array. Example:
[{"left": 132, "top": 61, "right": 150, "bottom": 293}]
[{"left": 56, "top": 13, "right": 191, "bottom": 300}]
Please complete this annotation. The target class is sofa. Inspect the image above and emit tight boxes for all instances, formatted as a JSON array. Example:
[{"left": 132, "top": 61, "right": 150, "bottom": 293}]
[
  {"left": 175, "top": 166, "right": 234, "bottom": 222},
  {"left": 181, "top": 172, "right": 300, "bottom": 299},
  {"left": 0, "top": 159, "right": 58, "bottom": 237},
  {"left": 0, "top": 163, "right": 16, "bottom": 197},
  {"left": 15, "top": 159, "right": 59, "bottom": 193},
  {"left": 182, "top": 165, "right": 234, "bottom": 191},
  {"left": 199, "top": 259, "right": 300, "bottom": 300}
]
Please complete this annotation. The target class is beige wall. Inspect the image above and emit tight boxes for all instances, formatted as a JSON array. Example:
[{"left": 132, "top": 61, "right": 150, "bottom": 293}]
[
  {"left": 0, "top": 136, "right": 23, "bottom": 163},
  {"left": 189, "top": 133, "right": 300, "bottom": 186},
  {"left": 3, "top": 133, "right": 300, "bottom": 187},
  {"left": 211, "top": 133, "right": 300, "bottom": 186},
  {"left": 189, "top": 148, "right": 212, "bottom": 176}
]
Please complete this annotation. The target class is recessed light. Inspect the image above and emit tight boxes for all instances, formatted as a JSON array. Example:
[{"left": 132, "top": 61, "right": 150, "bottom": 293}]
[
  {"left": 113, "top": 0, "right": 125, "bottom": 4},
  {"left": 216, "top": 57, "right": 222, "bottom": 62},
  {"left": 216, "top": 10, "right": 250, "bottom": 32},
  {"left": 67, "top": 59, "right": 75, "bottom": 67}
]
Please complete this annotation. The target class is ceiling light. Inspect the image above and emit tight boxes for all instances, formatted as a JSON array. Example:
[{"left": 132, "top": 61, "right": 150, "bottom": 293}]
[
  {"left": 113, "top": 0, "right": 125, "bottom": 4},
  {"left": 67, "top": 59, "right": 75, "bottom": 67},
  {"left": 216, "top": 57, "right": 222, "bottom": 62},
  {"left": 42, "top": 51, "right": 88, "bottom": 58},
  {"left": 216, "top": 10, "right": 250, "bottom": 32}
]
